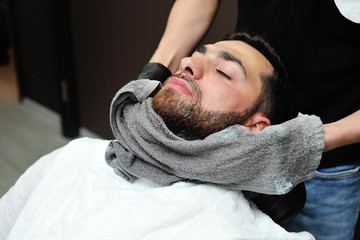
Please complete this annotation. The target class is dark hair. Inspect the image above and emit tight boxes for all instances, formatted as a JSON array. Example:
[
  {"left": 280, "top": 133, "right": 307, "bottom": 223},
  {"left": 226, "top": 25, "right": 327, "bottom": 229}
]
[{"left": 222, "top": 32, "right": 295, "bottom": 124}]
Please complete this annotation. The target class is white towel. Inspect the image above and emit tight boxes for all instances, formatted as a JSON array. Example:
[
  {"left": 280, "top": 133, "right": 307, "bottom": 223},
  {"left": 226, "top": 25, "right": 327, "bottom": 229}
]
[{"left": 0, "top": 138, "right": 314, "bottom": 239}]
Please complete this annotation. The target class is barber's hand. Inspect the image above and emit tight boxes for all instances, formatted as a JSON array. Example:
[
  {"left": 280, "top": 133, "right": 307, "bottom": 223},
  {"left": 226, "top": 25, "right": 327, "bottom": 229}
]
[{"left": 136, "top": 62, "right": 172, "bottom": 83}]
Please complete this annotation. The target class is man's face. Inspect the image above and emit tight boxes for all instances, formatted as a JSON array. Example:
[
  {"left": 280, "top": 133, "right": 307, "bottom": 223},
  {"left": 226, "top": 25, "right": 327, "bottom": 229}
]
[{"left": 152, "top": 40, "right": 273, "bottom": 140}]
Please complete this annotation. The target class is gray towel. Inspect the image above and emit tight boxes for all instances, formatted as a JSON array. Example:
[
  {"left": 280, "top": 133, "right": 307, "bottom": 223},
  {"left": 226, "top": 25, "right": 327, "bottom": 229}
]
[{"left": 105, "top": 79, "right": 324, "bottom": 195}]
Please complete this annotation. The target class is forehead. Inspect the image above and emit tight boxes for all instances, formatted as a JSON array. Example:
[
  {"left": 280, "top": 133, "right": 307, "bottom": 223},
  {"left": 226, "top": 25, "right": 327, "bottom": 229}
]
[{"left": 210, "top": 40, "right": 273, "bottom": 76}]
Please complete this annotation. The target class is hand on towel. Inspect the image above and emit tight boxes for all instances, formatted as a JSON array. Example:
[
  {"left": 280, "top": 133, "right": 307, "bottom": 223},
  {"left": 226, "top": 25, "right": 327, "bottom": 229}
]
[{"left": 136, "top": 62, "right": 172, "bottom": 83}]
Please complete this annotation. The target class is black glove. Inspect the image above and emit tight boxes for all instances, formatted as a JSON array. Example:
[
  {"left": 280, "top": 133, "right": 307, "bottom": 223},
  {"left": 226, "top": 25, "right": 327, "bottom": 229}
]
[
  {"left": 243, "top": 182, "right": 306, "bottom": 225},
  {"left": 136, "top": 62, "right": 172, "bottom": 83}
]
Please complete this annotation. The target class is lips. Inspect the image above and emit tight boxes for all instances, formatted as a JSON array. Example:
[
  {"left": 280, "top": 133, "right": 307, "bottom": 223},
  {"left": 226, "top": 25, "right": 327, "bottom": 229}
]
[{"left": 163, "top": 76, "right": 193, "bottom": 97}]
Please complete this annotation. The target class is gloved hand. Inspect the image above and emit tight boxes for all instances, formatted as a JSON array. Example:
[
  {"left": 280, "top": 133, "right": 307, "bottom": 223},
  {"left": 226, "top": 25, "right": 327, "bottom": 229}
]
[
  {"left": 136, "top": 62, "right": 172, "bottom": 83},
  {"left": 244, "top": 182, "right": 306, "bottom": 225}
]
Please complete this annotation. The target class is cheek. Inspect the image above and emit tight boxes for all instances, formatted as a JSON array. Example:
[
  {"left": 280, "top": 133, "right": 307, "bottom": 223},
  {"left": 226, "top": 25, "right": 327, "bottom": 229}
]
[{"left": 199, "top": 85, "right": 255, "bottom": 112}]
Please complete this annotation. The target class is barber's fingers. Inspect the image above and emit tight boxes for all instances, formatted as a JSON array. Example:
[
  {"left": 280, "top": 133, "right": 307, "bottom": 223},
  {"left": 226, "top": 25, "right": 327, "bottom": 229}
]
[{"left": 137, "top": 62, "right": 172, "bottom": 83}]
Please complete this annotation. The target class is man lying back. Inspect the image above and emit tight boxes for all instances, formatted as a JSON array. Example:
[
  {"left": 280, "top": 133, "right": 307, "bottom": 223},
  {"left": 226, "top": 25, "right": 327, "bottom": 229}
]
[
  {"left": 106, "top": 32, "right": 323, "bottom": 190},
  {"left": 105, "top": 32, "right": 323, "bottom": 224}
]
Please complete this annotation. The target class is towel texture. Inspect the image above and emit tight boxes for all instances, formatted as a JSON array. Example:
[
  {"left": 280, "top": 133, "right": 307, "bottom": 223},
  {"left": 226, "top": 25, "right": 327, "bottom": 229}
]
[{"left": 105, "top": 80, "right": 324, "bottom": 195}]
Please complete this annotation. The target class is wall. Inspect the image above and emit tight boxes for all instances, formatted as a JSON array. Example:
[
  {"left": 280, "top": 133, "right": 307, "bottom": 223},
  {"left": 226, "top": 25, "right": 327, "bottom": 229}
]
[
  {"left": 70, "top": 1, "right": 237, "bottom": 139},
  {"left": 7, "top": 0, "right": 60, "bottom": 112},
  {"left": 8, "top": 0, "right": 237, "bottom": 139}
]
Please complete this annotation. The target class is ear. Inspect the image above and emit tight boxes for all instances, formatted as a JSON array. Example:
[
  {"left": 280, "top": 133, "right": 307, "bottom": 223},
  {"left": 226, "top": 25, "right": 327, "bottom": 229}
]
[{"left": 242, "top": 112, "right": 271, "bottom": 133}]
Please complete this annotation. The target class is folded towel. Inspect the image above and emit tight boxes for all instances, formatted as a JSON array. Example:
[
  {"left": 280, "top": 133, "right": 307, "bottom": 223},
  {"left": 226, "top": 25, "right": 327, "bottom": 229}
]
[{"left": 105, "top": 79, "right": 324, "bottom": 195}]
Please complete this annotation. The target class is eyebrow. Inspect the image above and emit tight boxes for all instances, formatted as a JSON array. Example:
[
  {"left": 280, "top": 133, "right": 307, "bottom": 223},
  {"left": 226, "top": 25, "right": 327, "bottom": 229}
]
[{"left": 196, "top": 45, "right": 247, "bottom": 76}]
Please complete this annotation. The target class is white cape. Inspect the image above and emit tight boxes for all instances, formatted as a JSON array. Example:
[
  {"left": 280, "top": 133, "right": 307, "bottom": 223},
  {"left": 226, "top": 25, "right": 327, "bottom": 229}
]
[{"left": 0, "top": 138, "right": 314, "bottom": 240}]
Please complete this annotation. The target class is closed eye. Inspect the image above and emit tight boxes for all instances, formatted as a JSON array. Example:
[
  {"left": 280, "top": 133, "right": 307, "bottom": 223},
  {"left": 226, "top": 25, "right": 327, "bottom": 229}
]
[{"left": 216, "top": 69, "right": 231, "bottom": 80}]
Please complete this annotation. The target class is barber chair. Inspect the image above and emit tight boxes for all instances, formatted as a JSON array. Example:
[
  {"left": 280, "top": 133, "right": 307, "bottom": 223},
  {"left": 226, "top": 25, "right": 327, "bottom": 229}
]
[{"left": 244, "top": 182, "right": 306, "bottom": 225}]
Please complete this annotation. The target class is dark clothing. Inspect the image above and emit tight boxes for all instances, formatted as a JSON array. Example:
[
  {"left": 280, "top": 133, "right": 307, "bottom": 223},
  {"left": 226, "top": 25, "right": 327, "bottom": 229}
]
[{"left": 236, "top": 0, "right": 360, "bottom": 169}]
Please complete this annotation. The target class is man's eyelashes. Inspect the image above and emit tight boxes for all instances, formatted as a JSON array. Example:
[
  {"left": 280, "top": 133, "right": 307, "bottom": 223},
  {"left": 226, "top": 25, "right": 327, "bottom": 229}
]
[{"left": 216, "top": 69, "right": 231, "bottom": 80}]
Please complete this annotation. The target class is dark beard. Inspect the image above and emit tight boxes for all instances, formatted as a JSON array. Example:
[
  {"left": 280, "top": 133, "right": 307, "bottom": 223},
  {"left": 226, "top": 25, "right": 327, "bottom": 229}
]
[{"left": 152, "top": 75, "right": 256, "bottom": 140}]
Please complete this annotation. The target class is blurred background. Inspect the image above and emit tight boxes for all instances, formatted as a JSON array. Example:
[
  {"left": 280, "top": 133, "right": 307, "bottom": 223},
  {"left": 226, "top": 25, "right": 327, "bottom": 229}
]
[{"left": 0, "top": 1, "right": 237, "bottom": 196}]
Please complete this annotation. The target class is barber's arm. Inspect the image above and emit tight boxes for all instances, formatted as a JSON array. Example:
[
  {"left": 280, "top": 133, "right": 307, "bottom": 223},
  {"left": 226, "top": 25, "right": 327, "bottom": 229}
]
[
  {"left": 323, "top": 110, "right": 360, "bottom": 152},
  {"left": 149, "top": 0, "right": 219, "bottom": 73}
]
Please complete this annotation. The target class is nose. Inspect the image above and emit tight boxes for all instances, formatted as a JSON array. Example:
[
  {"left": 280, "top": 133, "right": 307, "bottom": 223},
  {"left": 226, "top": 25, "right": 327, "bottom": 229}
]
[{"left": 179, "top": 57, "right": 203, "bottom": 80}]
